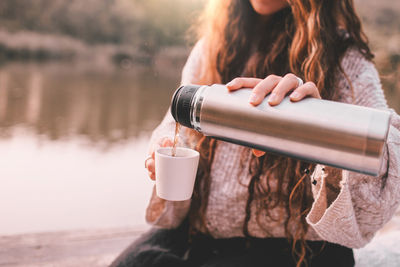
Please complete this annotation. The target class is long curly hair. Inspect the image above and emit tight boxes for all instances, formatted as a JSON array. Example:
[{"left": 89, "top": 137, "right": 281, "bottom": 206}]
[{"left": 186, "top": 0, "right": 373, "bottom": 266}]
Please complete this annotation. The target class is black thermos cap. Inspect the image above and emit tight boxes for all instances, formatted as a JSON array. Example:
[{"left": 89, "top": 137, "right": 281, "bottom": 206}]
[{"left": 170, "top": 85, "right": 201, "bottom": 129}]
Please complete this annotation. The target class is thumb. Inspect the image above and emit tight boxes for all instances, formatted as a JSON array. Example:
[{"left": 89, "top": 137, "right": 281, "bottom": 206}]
[{"left": 252, "top": 149, "right": 265, "bottom": 157}]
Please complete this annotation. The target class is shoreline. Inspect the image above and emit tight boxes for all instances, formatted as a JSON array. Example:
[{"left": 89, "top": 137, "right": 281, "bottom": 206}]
[{"left": 0, "top": 29, "right": 190, "bottom": 72}]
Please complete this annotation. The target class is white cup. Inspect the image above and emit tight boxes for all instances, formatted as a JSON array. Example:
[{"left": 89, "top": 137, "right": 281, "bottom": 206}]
[{"left": 155, "top": 147, "right": 200, "bottom": 201}]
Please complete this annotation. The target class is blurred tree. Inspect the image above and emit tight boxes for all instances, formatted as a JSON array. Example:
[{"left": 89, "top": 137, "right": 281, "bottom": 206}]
[{"left": 0, "top": 0, "right": 204, "bottom": 51}]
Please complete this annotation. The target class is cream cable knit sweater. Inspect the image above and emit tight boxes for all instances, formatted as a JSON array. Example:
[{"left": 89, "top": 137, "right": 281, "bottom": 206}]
[{"left": 145, "top": 40, "right": 400, "bottom": 249}]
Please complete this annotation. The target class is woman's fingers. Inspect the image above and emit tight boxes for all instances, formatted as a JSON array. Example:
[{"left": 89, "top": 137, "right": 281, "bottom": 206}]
[
  {"left": 145, "top": 157, "right": 156, "bottom": 180},
  {"left": 289, "top": 81, "right": 321, "bottom": 101},
  {"left": 161, "top": 138, "right": 174, "bottom": 147},
  {"left": 146, "top": 137, "right": 173, "bottom": 181},
  {"left": 228, "top": 74, "right": 320, "bottom": 107},
  {"left": 146, "top": 158, "right": 155, "bottom": 172},
  {"left": 148, "top": 171, "right": 155, "bottom": 181},
  {"left": 249, "top": 75, "right": 281, "bottom": 105},
  {"left": 145, "top": 151, "right": 155, "bottom": 173},
  {"left": 226, "top": 77, "right": 263, "bottom": 91},
  {"left": 267, "top": 74, "right": 301, "bottom": 106}
]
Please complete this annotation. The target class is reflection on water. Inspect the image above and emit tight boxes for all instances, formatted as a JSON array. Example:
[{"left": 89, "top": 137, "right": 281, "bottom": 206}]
[
  {"left": 0, "top": 62, "right": 182, "bottom": 235},
  {"left": 0, "top": 62, "right": 180, "bottom": 145}
]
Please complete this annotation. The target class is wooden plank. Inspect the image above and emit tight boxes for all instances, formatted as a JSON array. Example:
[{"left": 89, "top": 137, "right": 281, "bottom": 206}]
[{"left": 0, "top": 227, "right": 149, "bottom": 267}]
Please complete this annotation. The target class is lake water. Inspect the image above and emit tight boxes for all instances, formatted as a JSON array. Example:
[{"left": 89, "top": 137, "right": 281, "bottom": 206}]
[{"left": 0, "top": 62, "right": 182, "bottom": 235}]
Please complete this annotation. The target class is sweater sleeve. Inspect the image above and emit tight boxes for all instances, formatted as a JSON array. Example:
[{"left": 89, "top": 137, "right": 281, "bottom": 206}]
[
  {"left": 145, "top": 40, "right": 204, "bottom": 228},
  {"left": 306, "top": 48, "right": 400, "bottom": 248}
]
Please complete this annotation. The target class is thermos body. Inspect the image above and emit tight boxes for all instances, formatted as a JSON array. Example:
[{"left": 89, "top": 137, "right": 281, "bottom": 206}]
[{"left": 171, "top": 84, "right": 391, "bottom": 176}]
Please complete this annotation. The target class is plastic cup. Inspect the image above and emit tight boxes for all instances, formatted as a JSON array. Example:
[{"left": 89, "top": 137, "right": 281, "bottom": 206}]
[{"left": 155, "top": 147, "right": 200, "bottom": 201}]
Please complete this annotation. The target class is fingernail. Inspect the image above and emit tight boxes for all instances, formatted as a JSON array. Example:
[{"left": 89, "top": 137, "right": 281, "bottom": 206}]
[
  {"left": 226, "top": 81, "right": 235, "bottom": 87},
  {"left": 290, "top": 92, "right": 300, "bottom": 99},
  {"left": 249, "top": 94, "right": 259, "bottom": 104},
  {"left": 268, "top": 93, "right": 277, "bottom": 103}
]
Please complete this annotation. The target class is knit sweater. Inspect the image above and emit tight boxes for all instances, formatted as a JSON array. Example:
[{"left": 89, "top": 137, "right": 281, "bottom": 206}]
[{"left": 145, "top": 40, "right": 400, "bottom": 249}]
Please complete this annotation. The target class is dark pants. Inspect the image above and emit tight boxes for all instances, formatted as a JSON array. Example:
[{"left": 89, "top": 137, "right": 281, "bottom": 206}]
[{"left": 110, "top": 221, "right": 354, "bottom": 267}]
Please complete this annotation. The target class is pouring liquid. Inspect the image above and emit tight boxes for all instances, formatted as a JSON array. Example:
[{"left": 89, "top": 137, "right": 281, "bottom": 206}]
[{"left": 171, "top": 122, "right": 181, "bottom": 157}]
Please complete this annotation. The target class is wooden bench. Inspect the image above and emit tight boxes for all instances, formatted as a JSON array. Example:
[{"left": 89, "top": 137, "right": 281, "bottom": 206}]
[{"left": 0, "top": 227, "right": 148, "bottom": 267}]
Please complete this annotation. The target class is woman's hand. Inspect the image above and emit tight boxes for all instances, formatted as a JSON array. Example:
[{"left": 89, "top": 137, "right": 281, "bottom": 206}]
[
  {"left": 226, "top": 73, "right": 321, "bottom": 157},
  {"left": 145, "top": 137, "right": 174, "bottom": 180}
]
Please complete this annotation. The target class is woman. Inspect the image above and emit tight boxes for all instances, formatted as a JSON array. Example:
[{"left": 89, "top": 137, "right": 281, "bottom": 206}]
[{"left": 111, "top": 0, "right": 400, "bottom": 266}]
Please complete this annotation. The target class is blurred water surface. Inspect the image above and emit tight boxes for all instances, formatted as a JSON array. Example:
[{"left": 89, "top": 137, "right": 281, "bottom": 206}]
[{"left": 0, "top": 62, "right": 181, "bottom": 235}]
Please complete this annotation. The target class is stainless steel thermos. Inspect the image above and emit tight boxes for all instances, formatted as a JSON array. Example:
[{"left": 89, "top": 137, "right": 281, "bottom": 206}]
[{"left": 170, "top": 84, "right": 391, "bottom": 176}]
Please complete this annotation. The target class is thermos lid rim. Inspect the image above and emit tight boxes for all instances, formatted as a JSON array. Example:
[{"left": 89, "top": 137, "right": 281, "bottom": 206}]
[{"left": 170, "top": 85, "right": 200, "bottom": 129}]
